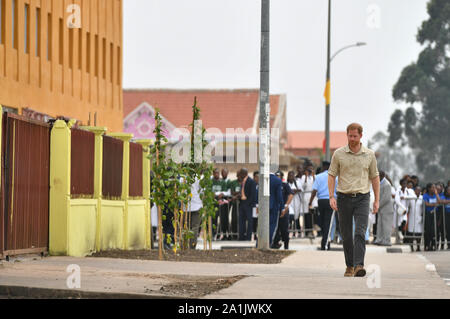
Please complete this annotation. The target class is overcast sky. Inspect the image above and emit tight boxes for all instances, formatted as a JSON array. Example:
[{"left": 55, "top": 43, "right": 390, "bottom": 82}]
[{"left": 123, "top": 0, "right": 429, "bottom": 143}]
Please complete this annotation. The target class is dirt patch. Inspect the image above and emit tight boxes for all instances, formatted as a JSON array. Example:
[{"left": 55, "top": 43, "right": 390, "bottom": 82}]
[
  {"left": 143, "top": 274, "right": 247, "bottom": 298},
  {"left": 90, "top": 248, "right": 294, "bottom": 264},
  {"left": 89, "top": 249, "right": 293, "bottom": 297}
]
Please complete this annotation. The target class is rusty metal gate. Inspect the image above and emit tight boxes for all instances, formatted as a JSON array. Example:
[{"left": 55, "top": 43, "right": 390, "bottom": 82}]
[{"left": 0, "top": 112, "right": 50, "bottom": 258}]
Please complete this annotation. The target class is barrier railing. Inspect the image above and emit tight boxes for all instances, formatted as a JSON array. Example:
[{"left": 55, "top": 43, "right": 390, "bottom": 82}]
[
  {"left": 213, "top": 190, "right": 318, "bottom": 241},
  {"left": 400, "top": 198, "right": 423, "bottom": 250},
  {"left": 396, "top": 198, "right": 448, "bottom": 251},
  {"left": 420, "top": 203, "right": 448, "bottom": 251},
  {"left": 288, "top": 190, "right": 316, "bottom": 239}
]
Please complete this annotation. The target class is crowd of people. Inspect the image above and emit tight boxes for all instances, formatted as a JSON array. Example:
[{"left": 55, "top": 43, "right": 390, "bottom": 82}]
[
  {"left": 380, "top": 175, "right": 450, "bottom": 251},
  {"left": 192, "top": 162, "right": 336, "bottom": 250},
  {"left": 205, "top": 167, "right": 450, "bottom": 252},
  {"left": 151, "top": 163, "right": 450, "bottom": 252}
]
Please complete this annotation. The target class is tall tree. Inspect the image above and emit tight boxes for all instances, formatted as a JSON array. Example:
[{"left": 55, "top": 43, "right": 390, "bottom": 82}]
[
  {"left": 388, "top": 0, "right": 450, "bottom": 182},
  {"left": 368, "top": 131, "right": 417, "bottom": 184}
]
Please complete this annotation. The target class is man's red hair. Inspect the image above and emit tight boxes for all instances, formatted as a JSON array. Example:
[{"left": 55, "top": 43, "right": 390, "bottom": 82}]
[{"left": 346, "top": 123, "right": 363, "bottom": 135}]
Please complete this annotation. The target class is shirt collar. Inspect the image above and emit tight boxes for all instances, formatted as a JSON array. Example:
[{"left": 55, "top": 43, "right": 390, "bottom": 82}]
[{"left": 345, "top": 143, "right": 366, "bottom": 154}]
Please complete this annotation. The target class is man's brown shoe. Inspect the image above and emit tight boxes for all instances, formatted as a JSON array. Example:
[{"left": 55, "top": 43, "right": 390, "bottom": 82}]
[
  {"left": 344, "top": 267, "right": 354, "bottom": 277},
  {"left": 354, "top": 265, "right": 366, "bottom": 277}
]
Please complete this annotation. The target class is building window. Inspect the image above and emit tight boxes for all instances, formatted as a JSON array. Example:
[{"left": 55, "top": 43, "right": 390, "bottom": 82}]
[
  {"left": 69, "top": 27, "right": 73, "bottom": 69},
  {"left": 117, "top": 46, "right": 120, "bottom": 85},
  {"left": 95, "top": 34, "right": 99, "bottom": 77},
  {"left": 78, "top": 29, "right": 82, "bottom": 70},
  {"left": 47, "top": 13, "right": 52, "bottom": 61},
  {"left": 110, "top": 42, "right": 113, "bottom": 83},
  {"left": 24, "top": 3, "right": 29, "bottom": 54},
  {"left": 12, "top": 0, "right": 17, "bottom": 49},
  {"left": 0, "top": 0, "right": 4, "bottom": 45},
  {"left": 86, "top": 32, "right": 90, "bottom": 73},
  {"left": 102, "top": 38, "right": 106, "bottom": 79},
  {"left": 58, "top": 18, "right": 63, "bottom": 65},
  {"left": 36, "top": 8, "right": 41, "bottom": 57}
]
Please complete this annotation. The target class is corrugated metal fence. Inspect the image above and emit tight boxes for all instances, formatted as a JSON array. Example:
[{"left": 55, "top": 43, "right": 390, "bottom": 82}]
[
  {"left": 0, "top": 114, "right": 146, "bottom": 258},
  {"left": 102, "top": 135, "right": 123, "bottom": 198},
  {"left": 0, "top": 113, "right": 50, "bottom": 257},
  {"left": 71, "top": 128, "right": 95, "bottom": 197},
  {"left": 129, "top": 142, "right": 143, "bottom": 197}
]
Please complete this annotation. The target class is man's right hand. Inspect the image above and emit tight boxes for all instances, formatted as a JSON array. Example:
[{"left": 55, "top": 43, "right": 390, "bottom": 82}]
[{"left": 330, "top": 197, "right": 337, "bottom": 211}]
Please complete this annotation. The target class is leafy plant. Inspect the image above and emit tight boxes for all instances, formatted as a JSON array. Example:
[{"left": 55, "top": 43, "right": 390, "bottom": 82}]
[{"left": 189, "top": 97, "right": 216, "bottom": 250}]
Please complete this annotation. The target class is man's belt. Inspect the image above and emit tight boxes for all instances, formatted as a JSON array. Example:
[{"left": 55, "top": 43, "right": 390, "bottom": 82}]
[{"left": 337, "top": 192, "right": 369, "bottom": 198}]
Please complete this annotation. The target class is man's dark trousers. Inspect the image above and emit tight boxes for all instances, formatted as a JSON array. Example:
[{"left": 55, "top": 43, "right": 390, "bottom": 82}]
[
  {"left": 318, "top": 199, "right": 333, "bottom": 249},
  {"left": 337, "top": 193, "right": 370, "bottom": 267},
  {"left": 269, "top": 208, "right": 280, "bottom": 245},
  {"left": 219, "top": 203, "right": 230, "bottom": 234},
  {"left": 273, "top": 212, "right": 289, "bottom": 248},
  {"left": 239, "top": 205, "right": 253, "bottom": 241},
  {"left": 231, "top": 201, "right": 239, "bottom": 239}
]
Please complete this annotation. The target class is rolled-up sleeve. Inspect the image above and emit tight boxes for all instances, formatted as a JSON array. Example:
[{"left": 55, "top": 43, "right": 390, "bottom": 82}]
[
  {"left": 368, "top": 152, "right": 379, "bottom": 180},
  {"left": 328, "top": 153, "right": 339, "bottom": 177}
]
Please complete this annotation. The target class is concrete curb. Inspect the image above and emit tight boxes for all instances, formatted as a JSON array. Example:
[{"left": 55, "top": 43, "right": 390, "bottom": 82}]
[{"left": 0, "top": 285, "right": 188, "bottom": 299}]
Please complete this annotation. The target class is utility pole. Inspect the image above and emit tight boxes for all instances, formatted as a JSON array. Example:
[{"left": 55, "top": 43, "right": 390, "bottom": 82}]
[
  {"left": 325, "top": 0, "right": 331, "bottom": 161},
  {"left": 257, "top": 0, "right": 270, "bottom": 250}
]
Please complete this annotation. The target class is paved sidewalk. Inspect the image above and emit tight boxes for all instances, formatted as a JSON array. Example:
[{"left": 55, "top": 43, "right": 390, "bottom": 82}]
[
  {"left": 196, "top": 237, "right": 412, "bottom": 253},
  {"left": 0, "top": 241, "right": 449, "bottom": 299}
]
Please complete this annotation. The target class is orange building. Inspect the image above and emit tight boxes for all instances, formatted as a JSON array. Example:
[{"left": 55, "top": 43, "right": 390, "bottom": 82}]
[{"left": 0, "top": 0, "right": 123, "bottom": 131}]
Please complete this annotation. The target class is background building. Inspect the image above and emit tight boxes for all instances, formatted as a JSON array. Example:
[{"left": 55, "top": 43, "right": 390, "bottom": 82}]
[
  {"left": 123, "top": 89, "right": 300, "bottom": 176},
  {"left": 286, "top": 131, "right": 347, "bottom": 166},
  {"left": 0, "top": 0, "right": 123, "bottom": 131}
]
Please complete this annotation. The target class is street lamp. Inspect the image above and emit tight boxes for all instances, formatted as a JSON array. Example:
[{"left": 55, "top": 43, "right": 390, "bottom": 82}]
[
  {"left": 324, "top": 41, "right": 366, "bottom": 162},
  {"left": 324, "top": 1, "right": 367, "bottom": 162},
  {"left": 330, "top": 42, "right": 367, "bottom": 62}
]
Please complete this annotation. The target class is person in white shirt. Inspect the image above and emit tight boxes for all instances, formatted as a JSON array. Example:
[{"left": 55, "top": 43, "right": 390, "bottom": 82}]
[
  {"left": 300, "top": 166, "right": 315, "bottom": 237},
  {"left": 394, "top": 178, "right": 416, "bottom": 243},
  {"left": 287, "top": 171, "right": 302, "bottom": 237},
  {"left": 185, "top": 177, "right": 203, "bottom": 249},
  {"left": 151, "top": 203, "right": 158, "bottom": 246},
  {"left": 405, "top": 186, "right": 423, "bottom": 251}
]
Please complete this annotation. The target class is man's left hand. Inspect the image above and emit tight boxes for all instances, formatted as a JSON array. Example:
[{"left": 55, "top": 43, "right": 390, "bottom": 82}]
[
  {"left": 281, "top": 208, "right": 288, "bottom": 217},
  {"left": 372, "top": 201, "right": 379, "bottom": 214}
]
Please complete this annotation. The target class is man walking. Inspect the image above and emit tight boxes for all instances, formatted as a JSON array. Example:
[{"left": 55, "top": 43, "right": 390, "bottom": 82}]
[{"left": 328, "top": 123, "right": 380, "bottom": 277}]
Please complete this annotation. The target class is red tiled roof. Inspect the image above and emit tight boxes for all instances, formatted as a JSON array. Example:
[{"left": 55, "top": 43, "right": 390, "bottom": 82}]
[
  {"left": 123, "top": 89, "right": 261, "bottom": 132},
  {"left": 286, "top": 131, "right": 348, "bottom": 150},
  {"left": 269, "top": 95, "right": 280, "bottom": 127}
]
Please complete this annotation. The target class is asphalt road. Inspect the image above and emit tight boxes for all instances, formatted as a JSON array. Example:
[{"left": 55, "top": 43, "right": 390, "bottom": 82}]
[{"left": 421, "top": 250, "right": 450, "bottom": 287}]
